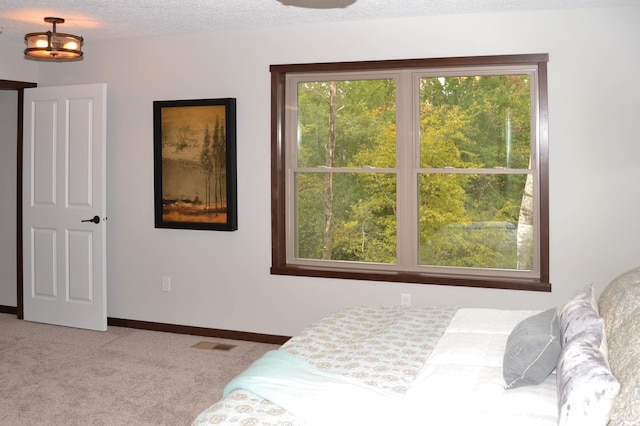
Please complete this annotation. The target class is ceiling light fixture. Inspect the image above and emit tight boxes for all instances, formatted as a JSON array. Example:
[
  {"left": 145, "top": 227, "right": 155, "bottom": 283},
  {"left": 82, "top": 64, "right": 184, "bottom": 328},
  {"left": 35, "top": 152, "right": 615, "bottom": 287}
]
[{"left": 24, "top": 17, "right": 83, "bottom": 60}]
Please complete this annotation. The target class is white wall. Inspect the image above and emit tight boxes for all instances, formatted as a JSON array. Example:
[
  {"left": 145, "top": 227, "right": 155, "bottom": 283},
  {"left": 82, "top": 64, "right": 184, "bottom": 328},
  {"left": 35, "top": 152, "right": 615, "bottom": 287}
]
[
  {"left": 7, "top": 6, "right": 640, "bottom": 336},
  {"left": 0, "top": 91, "right": 18, "bottom": 306},
  {"left": 0, "top": 43, "right": 38, "bottom": 82}
]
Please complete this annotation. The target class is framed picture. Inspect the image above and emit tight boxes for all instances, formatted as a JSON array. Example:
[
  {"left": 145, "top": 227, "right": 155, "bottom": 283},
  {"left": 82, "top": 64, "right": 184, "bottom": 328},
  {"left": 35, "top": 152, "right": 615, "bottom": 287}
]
[{"left": 153, "top": 98, "right": 237, "bottom": 231}]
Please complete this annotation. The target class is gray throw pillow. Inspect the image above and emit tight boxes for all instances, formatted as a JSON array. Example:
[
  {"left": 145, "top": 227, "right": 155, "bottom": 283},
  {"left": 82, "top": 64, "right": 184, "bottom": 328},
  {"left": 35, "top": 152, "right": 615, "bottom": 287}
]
[{"left": 503, "top": 308, "right": 561, "bottom": 389}]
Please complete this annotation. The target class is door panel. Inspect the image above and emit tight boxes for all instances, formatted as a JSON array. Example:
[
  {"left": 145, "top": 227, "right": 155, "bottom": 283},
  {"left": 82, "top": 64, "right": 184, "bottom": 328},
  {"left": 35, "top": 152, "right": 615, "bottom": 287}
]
[
  {"left": 32, "top": 100, "right": 57, "bottom": 205},
  {"left": 23, "top": 83, "right": 107, "bottom": 331},
  {"left": 68, "top": 230, "right": 93, "bottom": 302},
  {"left": 33, "top": 228, "right": 56, "bottom": 298},
  {"left": 68, "top": 98, "right": 93, "bottom": 206}
]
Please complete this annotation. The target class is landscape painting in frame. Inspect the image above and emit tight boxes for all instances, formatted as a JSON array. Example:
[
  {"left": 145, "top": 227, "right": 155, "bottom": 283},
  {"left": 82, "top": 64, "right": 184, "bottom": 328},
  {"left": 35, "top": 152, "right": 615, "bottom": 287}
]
[{"left": 153, "top": 98, "right": 237, "bottom": 231}]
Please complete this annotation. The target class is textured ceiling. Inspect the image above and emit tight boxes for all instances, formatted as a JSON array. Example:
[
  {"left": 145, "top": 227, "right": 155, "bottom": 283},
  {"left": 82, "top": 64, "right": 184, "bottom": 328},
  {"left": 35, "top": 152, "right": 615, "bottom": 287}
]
[{"left": 0, "top": 0, "right": 636, "bottom": 45}]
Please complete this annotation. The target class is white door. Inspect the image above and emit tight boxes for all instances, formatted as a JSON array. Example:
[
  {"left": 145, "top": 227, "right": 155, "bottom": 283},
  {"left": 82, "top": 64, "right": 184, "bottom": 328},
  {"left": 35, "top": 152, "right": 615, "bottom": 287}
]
[{"left": 23, "top": 83, "right": 107, "bottom": 331}]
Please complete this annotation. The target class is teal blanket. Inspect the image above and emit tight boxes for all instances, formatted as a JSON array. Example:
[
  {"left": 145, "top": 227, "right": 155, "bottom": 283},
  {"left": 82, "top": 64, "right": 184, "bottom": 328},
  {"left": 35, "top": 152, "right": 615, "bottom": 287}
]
[
  {"left": 224, "top": 350, "right": 339, "bottom": 397},
  {"left": 223, "top": 350, "right": 402, "bottom": 425}
]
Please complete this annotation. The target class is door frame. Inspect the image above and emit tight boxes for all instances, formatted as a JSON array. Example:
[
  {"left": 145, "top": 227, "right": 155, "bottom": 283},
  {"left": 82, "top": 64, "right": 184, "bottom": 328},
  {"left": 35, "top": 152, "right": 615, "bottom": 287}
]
[{"left": 0, "top": 79, "right": 37, "bottom": 319}]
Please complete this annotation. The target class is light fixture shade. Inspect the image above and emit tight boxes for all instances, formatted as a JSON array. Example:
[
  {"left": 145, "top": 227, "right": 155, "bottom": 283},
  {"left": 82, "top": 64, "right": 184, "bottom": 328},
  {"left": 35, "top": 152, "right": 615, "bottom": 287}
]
[{"left": 24, "top": 17, "right": 83, "bottom": 60}]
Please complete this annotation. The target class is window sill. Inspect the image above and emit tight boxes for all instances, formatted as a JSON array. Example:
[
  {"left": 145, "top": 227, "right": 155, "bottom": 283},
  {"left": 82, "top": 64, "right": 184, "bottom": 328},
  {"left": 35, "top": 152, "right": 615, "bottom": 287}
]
[{"left": 271, "top": 265, "right": 551, "bottom": 292}]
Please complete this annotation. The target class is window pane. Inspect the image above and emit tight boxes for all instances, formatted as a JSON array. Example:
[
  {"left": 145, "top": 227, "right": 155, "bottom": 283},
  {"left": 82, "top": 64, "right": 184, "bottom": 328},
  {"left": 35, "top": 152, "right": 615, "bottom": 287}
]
[
  {"left": 297, "top": 79, "right": 396, "bottom": 168},
  {"left": 419, "top": 75, "right": 531, "bottom": 169},
  {"left": 418, "top": 173, "right": 534, "bottom": 270},
  {"left": 295, "top": 172, "right": 397, "bottom": 263}
]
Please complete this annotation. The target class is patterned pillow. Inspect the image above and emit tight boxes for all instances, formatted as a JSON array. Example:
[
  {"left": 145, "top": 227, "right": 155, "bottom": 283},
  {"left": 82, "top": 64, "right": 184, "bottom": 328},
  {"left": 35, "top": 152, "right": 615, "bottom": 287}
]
[
  {"left": 503, "top": 308, "right": 561, "bottom": 389},
  {"left": 606, "top": 312, "right": 640, "bottom": 426},
  {"left": 599, "top": 266, "right": 640, "bottom": 338},
  {"left": 559, "top": 284, "right": 605, "bottom": 351},
  {"left": 557, "top": 331, "right": 620, "bottom": 426}
]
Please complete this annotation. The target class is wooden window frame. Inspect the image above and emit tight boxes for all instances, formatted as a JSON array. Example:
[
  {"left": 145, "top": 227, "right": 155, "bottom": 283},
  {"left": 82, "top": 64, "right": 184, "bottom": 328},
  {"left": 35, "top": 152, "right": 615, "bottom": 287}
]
[{"left": 270, "top": 54, "right": 550, "bottom": 292}]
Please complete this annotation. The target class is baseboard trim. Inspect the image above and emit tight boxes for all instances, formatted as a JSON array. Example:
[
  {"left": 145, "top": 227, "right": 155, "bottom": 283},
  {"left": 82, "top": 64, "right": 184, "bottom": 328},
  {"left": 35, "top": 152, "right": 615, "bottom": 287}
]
[
  {"left": 0, "top": 305, "right": 17, "bottom": 315},
  {"left": 107, "top": 317, "right": 291, "bottom": 345},
  {"left": 0, "top": 307, "right": 288, "bottom": 345}
]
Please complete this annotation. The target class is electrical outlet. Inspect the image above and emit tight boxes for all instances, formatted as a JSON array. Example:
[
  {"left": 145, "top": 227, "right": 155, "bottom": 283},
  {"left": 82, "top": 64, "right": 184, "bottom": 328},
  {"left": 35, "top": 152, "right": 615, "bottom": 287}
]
[
  {"left": 162, "top": 276, "right": 171, "bottom": 292},
  {"left": 400, "top": 293, "right": 411, "bottom": 306}
]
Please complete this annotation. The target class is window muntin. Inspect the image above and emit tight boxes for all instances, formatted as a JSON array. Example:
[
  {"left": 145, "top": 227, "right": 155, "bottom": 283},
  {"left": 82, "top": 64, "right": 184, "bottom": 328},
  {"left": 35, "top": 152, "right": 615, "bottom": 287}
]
[{"left": 272, "top": 55, "right": 549, "bottom": 291}]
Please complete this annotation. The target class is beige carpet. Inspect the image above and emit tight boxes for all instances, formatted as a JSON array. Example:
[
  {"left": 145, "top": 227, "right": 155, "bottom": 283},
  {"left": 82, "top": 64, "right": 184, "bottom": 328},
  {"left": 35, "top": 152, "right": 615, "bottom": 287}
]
[{"left": 0, "top": 313, "right": 280, "bottom": 426}]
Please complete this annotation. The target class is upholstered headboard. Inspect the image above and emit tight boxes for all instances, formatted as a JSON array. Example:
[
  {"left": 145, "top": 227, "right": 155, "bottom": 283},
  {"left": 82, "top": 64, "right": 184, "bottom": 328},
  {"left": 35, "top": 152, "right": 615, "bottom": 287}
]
[{"left": 599, "top": 267, "right": 640, "bottom": 426}]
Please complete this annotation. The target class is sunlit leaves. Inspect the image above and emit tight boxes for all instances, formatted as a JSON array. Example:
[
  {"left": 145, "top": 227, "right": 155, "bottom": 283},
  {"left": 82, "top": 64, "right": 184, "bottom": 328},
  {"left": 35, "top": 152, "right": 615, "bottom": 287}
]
[{"left": 294, "top": 72, "right": 534, "bottom": 270}]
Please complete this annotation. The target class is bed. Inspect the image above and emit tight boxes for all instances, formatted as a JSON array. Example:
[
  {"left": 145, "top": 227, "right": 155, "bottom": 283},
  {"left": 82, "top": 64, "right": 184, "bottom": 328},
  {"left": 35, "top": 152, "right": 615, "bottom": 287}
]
[{"left": 192, "top": 267, "right": 640, "bottom": 426}]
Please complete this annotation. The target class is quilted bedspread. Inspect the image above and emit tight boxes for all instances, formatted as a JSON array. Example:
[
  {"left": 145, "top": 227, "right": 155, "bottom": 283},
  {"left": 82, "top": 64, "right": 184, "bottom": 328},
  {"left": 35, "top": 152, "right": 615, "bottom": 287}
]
[{"left": 192, "top": 305, "right": 457, "bottom": 425}]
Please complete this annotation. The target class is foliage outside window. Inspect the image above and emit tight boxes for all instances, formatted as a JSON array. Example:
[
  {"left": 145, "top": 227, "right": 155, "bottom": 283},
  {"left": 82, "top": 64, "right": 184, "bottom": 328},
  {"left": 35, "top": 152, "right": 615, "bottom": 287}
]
[{"left": 270, "top": 55, "right": 549, "bottom": 291}]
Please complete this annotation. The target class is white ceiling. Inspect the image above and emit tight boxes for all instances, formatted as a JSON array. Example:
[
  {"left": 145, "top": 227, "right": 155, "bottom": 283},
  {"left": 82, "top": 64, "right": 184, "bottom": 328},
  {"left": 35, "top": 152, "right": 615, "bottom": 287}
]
[{"left": 0, "top": 0, "right": 636, "bottom": 44}]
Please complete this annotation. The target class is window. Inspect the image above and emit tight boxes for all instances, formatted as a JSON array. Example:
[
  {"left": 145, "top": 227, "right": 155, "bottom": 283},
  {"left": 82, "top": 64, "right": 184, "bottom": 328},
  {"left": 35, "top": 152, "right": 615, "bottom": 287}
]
[{"left": 270, "top": 54, "right": 549, "bottom": 291}]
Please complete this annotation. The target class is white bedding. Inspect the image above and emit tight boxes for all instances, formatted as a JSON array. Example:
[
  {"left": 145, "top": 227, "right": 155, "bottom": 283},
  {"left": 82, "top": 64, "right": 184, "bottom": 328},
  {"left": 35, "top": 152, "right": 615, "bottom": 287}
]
[{"left": 402, "top": 308, "right": 558, "bottom": 425}]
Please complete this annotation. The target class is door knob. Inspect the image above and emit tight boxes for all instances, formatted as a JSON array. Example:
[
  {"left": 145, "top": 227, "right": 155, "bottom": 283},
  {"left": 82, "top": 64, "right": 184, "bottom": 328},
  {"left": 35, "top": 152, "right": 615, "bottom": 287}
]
[{"left": 81, "top": 215, "right": 101, "bottom": 224}]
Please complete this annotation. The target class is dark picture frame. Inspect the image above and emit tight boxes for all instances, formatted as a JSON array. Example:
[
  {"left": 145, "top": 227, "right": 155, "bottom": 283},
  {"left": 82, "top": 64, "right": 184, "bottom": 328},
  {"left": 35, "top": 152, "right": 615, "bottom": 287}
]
[{"left": 153, "top": 98, "right": 237, "bottom": 231}]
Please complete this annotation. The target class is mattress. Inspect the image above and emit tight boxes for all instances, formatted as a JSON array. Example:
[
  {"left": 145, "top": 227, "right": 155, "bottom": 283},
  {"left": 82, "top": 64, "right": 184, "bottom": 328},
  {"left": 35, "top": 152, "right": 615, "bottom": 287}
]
[{"left": 192, "top": 306, "right": 558, "bottom": 425}]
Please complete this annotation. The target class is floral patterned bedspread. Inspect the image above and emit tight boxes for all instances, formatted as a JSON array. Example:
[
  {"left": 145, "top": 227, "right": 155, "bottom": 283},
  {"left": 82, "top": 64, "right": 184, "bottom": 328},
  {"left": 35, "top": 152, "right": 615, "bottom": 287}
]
[{"left": 192, "top": 305, "right": 457, "bottom": 425}]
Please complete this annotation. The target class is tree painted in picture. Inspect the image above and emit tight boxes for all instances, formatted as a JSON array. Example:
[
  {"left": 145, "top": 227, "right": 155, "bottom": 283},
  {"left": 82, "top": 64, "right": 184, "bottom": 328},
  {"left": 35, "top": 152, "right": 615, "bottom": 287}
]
[{"left": 200, "top": 117, "right": 227, "bottom": 216}]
